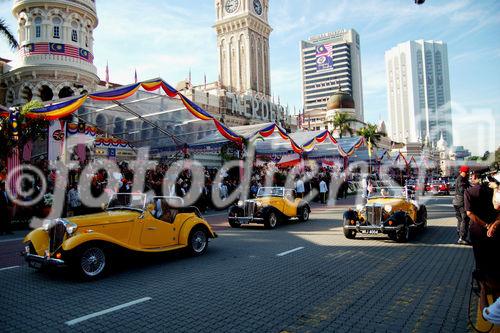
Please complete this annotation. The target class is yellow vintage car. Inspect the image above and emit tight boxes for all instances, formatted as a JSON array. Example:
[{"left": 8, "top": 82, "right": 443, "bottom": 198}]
[
  {"left": 343, "top": 188, "right": 427, "bottom": 242},
  {"left": 228, "top": 187, "right": 311, "bottom": 229},
  {"left": 22, "top": 194, "right": 217, "bottom": 279}
]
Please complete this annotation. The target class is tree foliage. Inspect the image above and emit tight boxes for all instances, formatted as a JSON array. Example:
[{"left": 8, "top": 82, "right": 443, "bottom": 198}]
[
  {"left": 356, "top": 123, "right": 386, "bottom": 147},
  {"left": 328, "top": 112, "right": 360, "bottom": 138},
  {"left": 0, "top": 101, "right": 48, "bottom": 161},
  {"left": 0, "top": 18, "right": 19, "bottom": 50}
]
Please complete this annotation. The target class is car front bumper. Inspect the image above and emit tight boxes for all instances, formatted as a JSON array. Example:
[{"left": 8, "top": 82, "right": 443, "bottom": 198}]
[
  {"left": 343, "top": 224, "right": 405, "bottom": 234},
  {"left": 22, "top": 251, "right": 65, "bottom": 269},
  {"left": 228, "top": 216, "right": 264, "bottom": 224}
]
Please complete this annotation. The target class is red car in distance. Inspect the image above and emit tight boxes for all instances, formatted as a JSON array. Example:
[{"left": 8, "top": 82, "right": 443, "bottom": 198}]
[{"left": 425, "top": 179, "right": 450, "bottom": 195}]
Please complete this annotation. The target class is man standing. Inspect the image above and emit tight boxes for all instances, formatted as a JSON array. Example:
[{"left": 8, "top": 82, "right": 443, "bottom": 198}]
[
  {"left": 296, "top": 178, "right": 305, "bottom": 199},
  {"left": 0, "top": 182, "right": 13, "bottom": 235},
  {"left": 67, "top": 183, "right": 81, "bottom": 217},
  {"left": 453, "top": 166, "right": 470, "bottom": 245},
  {"left": 464, "top": 171, "right": 500, "bottom": 311},
  {"left": 319, "top": 178, "right": 328, "bottom": 204}
]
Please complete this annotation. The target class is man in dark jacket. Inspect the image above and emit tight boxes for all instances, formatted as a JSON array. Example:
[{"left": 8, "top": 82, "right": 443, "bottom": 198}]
[{"left": 453, "top": 166, "right": 470, "bottom": 244}]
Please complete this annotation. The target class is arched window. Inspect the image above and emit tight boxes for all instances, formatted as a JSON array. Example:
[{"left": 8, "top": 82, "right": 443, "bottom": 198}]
[
  {"left": 52, "top": 17, "right": 62, "bottom": 39},
  {"left": 34, "top": 17, "right": 42, "bottom": 38},
  {"left": 71, "top": 21, "right": 78, "bottom": 42},
  {"left": 58, "top": 86, "right": 74, "bottom": 99},
  {"left": 39, "top": 85, "right": 53, "bottom": 102}
]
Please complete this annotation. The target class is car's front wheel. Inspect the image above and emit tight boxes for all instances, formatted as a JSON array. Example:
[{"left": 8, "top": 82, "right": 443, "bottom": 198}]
[
  {"left": 265, "top": 212, "right": 278, "bottom": 229},
  {"left": 395, "top": 225, "right": 410, "bottom": 243},
  {"left": 74, "top": 244, "right": 109, "bottom": 280},
  {"left": 343, "top": 218, "right": 356, "bottom": 239},
  {"left": 188, "top": 227, "right": 209, "bottom": 256}
]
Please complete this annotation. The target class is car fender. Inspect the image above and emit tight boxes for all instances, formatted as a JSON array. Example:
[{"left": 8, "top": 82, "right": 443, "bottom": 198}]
[
  {"left": 259, "top": 205, "right": 286, "bottom": 220},
  {"left": 228, "top": 205, "right": 244, "bottom": 216},
  {"left": 178, "top": 217, "right": 216, "bottom": 246},
  {"left": 385, "top": 211, "right": 410, "bottom": 226},
  {"left": 23, "top": 228, "right": 49, "bottom": 256},
  {"left": 62, "top": 232, "right": 132, "bottom": 252},
  {"left": 343, "top": 209, "right": 358, "bottom": 221}
]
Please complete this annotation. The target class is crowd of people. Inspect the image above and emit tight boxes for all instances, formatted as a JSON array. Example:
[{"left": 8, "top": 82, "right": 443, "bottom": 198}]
[
  {"left": 0, "top": 157, "right": 356, "bottom": 232},
  {"left": 452, "top": 165, "right": 500, "bottom": 321}
]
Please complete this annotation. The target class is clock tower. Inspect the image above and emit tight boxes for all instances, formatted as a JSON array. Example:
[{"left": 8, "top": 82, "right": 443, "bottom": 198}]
[{"left": 214, "top": 0, "right": 272, "bottom": 97}]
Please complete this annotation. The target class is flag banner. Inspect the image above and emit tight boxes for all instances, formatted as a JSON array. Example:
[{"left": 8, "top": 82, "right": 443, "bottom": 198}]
[
  {"left": 19, "top": 43, "right": 94, "bottom": 63},
  {"left": 7, "top": 147, "right": 21, "bottom": 197},
  {"left": 48, "top": 120, "right": 66, "bottom": 162},
  {"left": 315, "top": 43, "right": 334, "bottom": 71}
]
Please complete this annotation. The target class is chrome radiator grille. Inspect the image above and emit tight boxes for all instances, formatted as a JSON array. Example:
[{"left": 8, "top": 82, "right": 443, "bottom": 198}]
[
  {"left": 365, "top": 206, "right": 383, "bottom": 226},
  {"left": 48, "top": 221, "right": 66, "bottom": 253},
  {"left": 244, "top": 201, "right": 256, "bottom": 216}
]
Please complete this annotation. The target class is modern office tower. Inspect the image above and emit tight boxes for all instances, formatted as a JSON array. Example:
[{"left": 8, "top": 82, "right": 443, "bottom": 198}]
[
  {"left": 300, "top": 29, "right": 364, "bottom": 122},
  {"left": 385, "top": 40, "right": 452, "bottom": 145}
]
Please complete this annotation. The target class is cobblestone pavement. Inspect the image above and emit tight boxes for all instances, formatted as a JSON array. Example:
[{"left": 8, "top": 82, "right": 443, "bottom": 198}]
[{"left": 0, "top": 196, "right": 475, "bottom": 332}]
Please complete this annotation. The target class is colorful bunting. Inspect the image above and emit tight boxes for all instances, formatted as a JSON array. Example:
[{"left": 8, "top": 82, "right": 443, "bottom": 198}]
[{"left": 22, "top": 77, "right": 364, "bottom": 155}]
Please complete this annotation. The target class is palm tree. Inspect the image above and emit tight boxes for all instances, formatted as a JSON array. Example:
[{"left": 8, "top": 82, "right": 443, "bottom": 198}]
[
  {"left": 356, "top": 123, "right": 386, "bottom": 148},
  {"left": 0, "top": 18, "right": 19, "bottom": 50},
  {"left": 328, "top": 112, "right": 360, "bottom": 138}
]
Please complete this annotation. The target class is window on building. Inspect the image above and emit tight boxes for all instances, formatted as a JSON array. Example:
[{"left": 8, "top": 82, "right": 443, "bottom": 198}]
[
  {"left": 34, "top": 17, "right": 42, "bottom": 38},
  {"left": 52, "top": 17, "right": 62, "bottom": 38},
  {"left": 71, "top": 21, "right": 78, "bottom": 42}
]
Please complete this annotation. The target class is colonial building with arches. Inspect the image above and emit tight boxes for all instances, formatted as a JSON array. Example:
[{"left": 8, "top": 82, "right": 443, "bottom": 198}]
[{"left": 0, "top": 0, "right": 99, "bottom": 106}]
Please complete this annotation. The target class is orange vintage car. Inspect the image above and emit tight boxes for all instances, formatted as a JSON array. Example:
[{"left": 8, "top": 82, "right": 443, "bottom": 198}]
[
  {"left": 22, "top": 194, "right": 217, "bottom": 279},
  {"left": 343, "top": 187, "right": 427, "bottom": 242}
]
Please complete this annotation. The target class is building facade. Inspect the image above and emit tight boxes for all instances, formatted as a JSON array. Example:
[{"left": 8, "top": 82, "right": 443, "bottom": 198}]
[
  {"left": 385, "top": 40, "right": 452, "bottom": 145},
  {"left": 214, "top": 0, "right": 271, "bottom": 97},
  {"left": 300, "top": 29, "right": 364, "bottom": 122},
  {"left": 0, "top": 0, "right": 99, "bottom": 106}
]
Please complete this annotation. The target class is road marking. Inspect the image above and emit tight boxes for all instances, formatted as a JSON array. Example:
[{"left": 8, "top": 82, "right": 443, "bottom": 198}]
[
  {"left": 65, "top": 297, "right": 152, "bottom": 326},
  {"left": 277, "top": 247, "right": 305, "bottom": 257},
  {"left": 0, "top": 265, "right": 20, "bottom": 271},
  {"left": 0, "top": 237, "right": 24, "bottom": 243}
]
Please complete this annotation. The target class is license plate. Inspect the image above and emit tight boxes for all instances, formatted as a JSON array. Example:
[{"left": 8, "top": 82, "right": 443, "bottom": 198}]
[
  {"left": 368, "top": 230, "right": 379, "bottom": 234},
  {"left": 29, "top": 261, "right": 42, "bottom": 269}
]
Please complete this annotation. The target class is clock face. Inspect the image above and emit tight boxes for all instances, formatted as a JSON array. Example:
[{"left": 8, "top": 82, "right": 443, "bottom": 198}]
[
  {"left": 253, "top": 0, "right": 263, "bottom": 15},
  {"left": 225, "top": 0, "right": 239, "bottom": 13}
]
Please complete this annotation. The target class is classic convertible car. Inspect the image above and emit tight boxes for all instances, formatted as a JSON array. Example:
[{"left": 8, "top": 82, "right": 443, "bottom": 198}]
[
  {"left": 22, "top": 193, "right": 217, "bottom": 279},
  {"left": 228, "top": 187, "right": 311, "bottom": 229},
  {"left": 343, "top": 187, "right": 427, "bottom": 242}
]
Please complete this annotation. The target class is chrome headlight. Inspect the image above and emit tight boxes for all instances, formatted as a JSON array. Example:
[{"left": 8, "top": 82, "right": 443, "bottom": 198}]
[
  {"left": 65, "top": 221, "right": 78, "bottom": 235},
  {"left": 237, "top": 200, "right": 244, "bottom": 207},
  {"left": 384, "top": 205, "right": 393, "bottom": 213},
  {"left": 256, "top": 201, "right": 263, "bottom": 207},
  {"left": 356, "top": 204, "right": 364, "bottom": 211}
]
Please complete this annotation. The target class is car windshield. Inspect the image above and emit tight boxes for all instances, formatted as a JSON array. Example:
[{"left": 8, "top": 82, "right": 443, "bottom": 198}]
[
  {"left": 257, "top": 187, "right": 284, "bottom": 197},
  {"left": 371, "top": 187, "right": 407, "bottom": 198},
  {"left": 107, "top": 193, "right": 147, "bottom": 212}
]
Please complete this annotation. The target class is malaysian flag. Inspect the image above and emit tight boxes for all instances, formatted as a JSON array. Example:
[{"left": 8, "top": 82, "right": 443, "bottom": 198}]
[
  {"left": 7, "top": 147, "right": 20, "bottom": 198},
  {"left": 19, "top": 43, "right": 93, "bottom": 63}
]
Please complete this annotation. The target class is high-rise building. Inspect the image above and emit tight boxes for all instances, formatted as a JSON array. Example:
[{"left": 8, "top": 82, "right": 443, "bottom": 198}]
[
  {"left": 385, "top": 40, "right": 452, "bottom": 145},
  {"left": 0, "top": 0, "right": 99, "bottom": 106},
  {"left": 214, "top": 0, "right": 271, "bottom": 97},
  {"left": 300, "top": 29, "right": 364, "bottom": 122}
]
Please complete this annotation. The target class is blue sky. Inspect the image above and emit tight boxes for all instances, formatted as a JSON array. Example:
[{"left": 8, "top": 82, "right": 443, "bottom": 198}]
[{"left": 0, "top": 0, "right": 499, "bottom": 154}]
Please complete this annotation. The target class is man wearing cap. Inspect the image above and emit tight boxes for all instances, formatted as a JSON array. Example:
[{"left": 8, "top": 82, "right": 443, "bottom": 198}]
[{"left": 453, "top": 166, "right": 470, "bottom": 245}]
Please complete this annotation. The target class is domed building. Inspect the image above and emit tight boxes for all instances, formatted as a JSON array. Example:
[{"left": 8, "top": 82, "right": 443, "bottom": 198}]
[
  {"left": 0, "top": 0, "right": 99, "bottom": 106},
  {"left": 325, "top": 87, "right": 360, "bottom": 135}
]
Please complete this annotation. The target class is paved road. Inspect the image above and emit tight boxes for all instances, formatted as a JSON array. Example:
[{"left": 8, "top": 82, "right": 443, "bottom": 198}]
[{"left": 0, "top": 196, "right": 475, "bottom": 332}]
